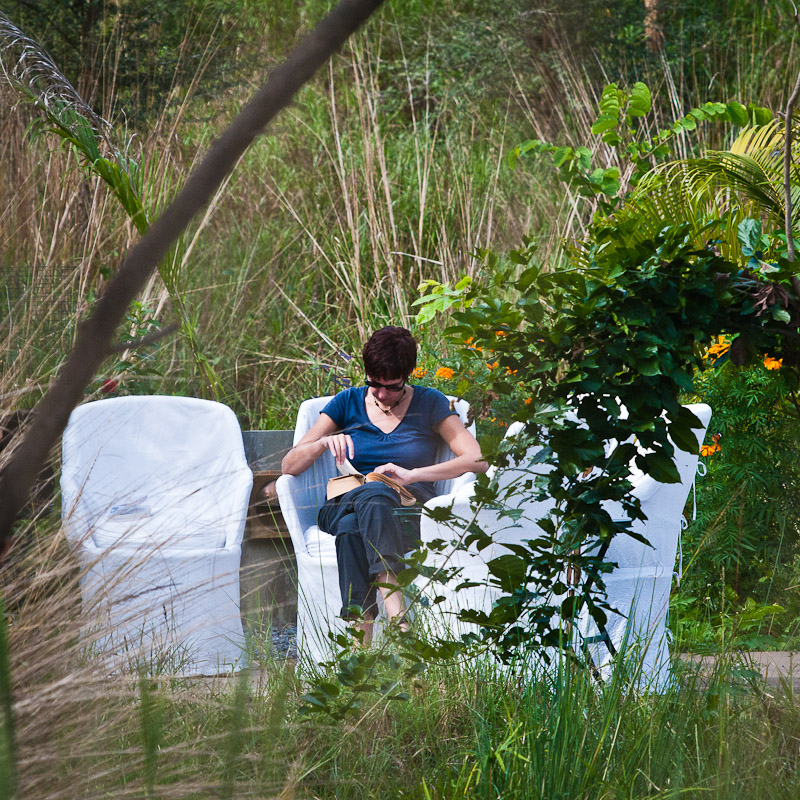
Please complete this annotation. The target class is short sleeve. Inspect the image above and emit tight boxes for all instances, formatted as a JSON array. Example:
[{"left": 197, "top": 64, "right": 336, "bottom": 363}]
[
  {"left": 321, "top": 391, "right": 349, "bottom": 428},
  {"left": 424, "top": 387, "right": 458, "bottom": 429}
]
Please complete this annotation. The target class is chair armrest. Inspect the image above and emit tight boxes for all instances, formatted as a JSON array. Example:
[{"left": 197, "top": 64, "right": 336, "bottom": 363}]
[
  {"left": 420, "top": 483, "right": 477, "bottom": 544},
  {"left": 449, "top": 471, "right": 476, "bottom": 495},
  {"left": 275, "top": 474, "right": 311, "bottom": 558}
]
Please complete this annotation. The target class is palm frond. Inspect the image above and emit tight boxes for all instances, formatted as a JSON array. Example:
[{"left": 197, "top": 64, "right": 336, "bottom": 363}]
[{"left": 637, "top": 118, "right": 800, "bottom": 229}]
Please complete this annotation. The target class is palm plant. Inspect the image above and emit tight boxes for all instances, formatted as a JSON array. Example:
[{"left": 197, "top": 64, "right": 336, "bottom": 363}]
[{"left": 600, "top": 117, "right": 799, "bottom": 267}]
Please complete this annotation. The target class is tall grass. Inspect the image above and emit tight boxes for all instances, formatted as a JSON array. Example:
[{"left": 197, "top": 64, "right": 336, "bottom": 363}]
[{"left": 1, "top": 525, "right": 800, "bottom": 800}]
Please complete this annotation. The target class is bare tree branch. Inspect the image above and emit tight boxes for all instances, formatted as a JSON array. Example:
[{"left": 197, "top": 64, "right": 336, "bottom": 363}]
[
  {"left": 0, "top": 0, "right": 387, "bottom": 545},
  {"left": 785, "top": 3, "right": 800, "bottom": 264}
]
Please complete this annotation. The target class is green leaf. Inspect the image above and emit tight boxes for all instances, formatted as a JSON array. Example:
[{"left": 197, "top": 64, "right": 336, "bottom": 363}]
[
  {"left": 725, "top": 101, "right": 749, "bottom": 127},
  {"left": 628, "top": 82, "right": 651, "bottom": 117},
  {"left": 591, "top": 114, "right": 619, "bottom": 135},
  {"left": 669, "top": 420, "right": 700, "bottom": 456},
  {"left": 737, "top": 218, "right": 762, "bottom": 255},
  {"left": 487, "top": 555, "right": 528, "bottom": 594},
  {"left": 772, "top": 308, "right": 791, "bottom": 323},
  {"left": 551, "top": 146, "right": 574, "bottom": 168},
  {"left": 637, "top": 451, "right": 680, "bottom": 483}
]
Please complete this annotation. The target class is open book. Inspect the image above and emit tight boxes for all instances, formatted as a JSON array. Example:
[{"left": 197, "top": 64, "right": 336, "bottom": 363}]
[{"left": 326, "top": 458, "right": 417, "bottom": 507}]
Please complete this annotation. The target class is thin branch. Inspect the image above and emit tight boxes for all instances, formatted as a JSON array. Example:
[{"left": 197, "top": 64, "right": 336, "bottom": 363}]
[
  {"left": 785, "top": 4, "right": 800, "bottom": 263},
  {"left": 109, "top": 324, "right": 179, "bottom": 354}
]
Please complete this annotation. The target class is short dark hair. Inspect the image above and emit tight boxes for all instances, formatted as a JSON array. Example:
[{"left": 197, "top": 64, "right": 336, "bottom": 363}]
[{"left": 362, "top": 326, "right": 417, "bottom": 380}]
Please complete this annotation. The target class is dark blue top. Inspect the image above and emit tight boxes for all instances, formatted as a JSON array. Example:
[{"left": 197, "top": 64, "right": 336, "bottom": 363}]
[{"left": 321, "top": 386, "right": 457, "bottom": 492}]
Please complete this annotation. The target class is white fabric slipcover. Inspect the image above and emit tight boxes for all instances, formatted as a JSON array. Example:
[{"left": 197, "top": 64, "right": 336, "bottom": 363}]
[
  {"left": 61, "top": 396, "right": 252, "bottom": 675},
  {"left": 276, "top": 395, "right": 476, "bottom": 667},
  {"left": 418, "top": 403, "right": 712, "bottom": 688}
]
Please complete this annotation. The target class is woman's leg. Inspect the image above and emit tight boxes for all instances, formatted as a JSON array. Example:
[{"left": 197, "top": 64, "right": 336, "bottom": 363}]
[
  {"left": 349, "top": 485, "right": 411, "bottom": 625},
  {"left": 373, "top": 571, "right": 407, "bottom": 626},
  {"left": 321, "top": 483, "right": 415, "bottom": 635},
  {"left": 334, "top": 530, "right": 378, "bottom": 643}
]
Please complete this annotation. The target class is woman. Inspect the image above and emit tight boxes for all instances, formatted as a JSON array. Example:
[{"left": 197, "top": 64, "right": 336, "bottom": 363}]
[{"left": 281, "top": 326, "right": 487, "bottom": 639}]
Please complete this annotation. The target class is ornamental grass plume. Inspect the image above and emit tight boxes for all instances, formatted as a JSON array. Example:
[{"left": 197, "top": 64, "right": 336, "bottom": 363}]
[{"left": 0, "top": 10, "right": 112, "bottom": 146}]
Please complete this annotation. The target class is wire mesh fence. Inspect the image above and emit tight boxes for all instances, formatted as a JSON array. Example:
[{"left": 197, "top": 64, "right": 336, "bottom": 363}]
[{"left": 1, "top": 263, "right": 82, "bottom": 369}]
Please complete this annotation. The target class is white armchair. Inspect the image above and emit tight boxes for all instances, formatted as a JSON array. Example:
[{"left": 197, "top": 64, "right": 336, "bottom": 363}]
[
  {"left": 418, "top": 403, "right": 712, "bottom": 688},
  {"left": 276, "top": 395, "right": 475, "bottom": 666},
  {"left": 61, "top": 396, "right": 253, "bottom": 675}
]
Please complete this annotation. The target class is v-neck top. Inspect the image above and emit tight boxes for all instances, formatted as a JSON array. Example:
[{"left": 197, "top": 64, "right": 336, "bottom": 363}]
[{"left": 321, "top": 386, "right": 457, "bottom": 483}]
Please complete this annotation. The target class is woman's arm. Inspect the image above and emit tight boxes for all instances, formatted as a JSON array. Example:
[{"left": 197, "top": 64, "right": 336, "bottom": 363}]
[
  {"left": 372, "top": 414, "right": 488, "bottom": 485},
  {"left": 280, "top": 413, "right": 355, "bottom": 475}
]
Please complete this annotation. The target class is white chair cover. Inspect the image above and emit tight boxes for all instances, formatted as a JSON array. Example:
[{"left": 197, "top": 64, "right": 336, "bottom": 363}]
[
  {"left": 580, "top": 402, "right": 712, "bottom": 688},
  {"left": 418, "top": 403, "right": 712, "bottom": 689},
  {"left": 276, "top": 394, "right": 476, "bottom": 667},
  {"left": 61, "top": 396, "right": 252, "bottom": 675}
]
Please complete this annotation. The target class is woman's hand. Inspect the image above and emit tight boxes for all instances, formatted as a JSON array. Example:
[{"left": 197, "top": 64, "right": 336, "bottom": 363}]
[
  {"left": 281, "top": 413, "right": 351, "bottom": 475},
  {"left": 372, "top": 462, "right": 414, "bottom": 485},
  {"left": 322, "top": 433, "right": 354, "bottom": 466}
]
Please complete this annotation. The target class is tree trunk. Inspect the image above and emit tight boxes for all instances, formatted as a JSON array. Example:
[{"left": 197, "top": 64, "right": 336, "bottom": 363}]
[{"left": 644, "top": 0, "right": 664, "bottom": 54}]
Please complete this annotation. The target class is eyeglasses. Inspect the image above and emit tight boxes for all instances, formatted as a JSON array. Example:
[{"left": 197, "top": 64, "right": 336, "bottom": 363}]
[{"left": 365, "top": 378, "right": 406, "bottom": 392}]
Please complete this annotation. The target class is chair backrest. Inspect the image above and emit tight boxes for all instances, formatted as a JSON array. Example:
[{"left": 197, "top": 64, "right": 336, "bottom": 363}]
[
  {"left": 490, "top": 404, "right": 712, "bottom": 553},
  {"left": 603, "top": 402, "right": 712, "bottom": 568},
  {"left": 290, "top": 394, "right": 475, "bottom": 531},
  {"left": 61, "top": 396, "right": 252, "bottom": 549}
]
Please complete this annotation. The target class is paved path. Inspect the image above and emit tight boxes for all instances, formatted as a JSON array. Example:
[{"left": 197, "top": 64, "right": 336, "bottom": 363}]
[{"left": 684, "top": 651, "right": 800, "bottom": 691}]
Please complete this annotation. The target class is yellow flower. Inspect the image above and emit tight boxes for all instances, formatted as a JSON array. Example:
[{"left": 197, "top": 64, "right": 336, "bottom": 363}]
[
  {"left": 435, "top": 367, "right": 454, "bottom": 380},
  {"left": 763, "top": 356, "right": 783, "bottom": 371},
  {"left": 706, "top": 335, "right": 730, "bottom": 359},
  {"left": 412, "top": 367, "right": 427, "bottom": 379}
]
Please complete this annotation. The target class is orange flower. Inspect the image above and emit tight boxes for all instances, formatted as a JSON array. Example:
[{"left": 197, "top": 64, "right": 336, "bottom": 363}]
[
  {"left": 506, "top": 367, "right": 518, "bottom": 376},
  {"left": 464, "top": 337, "right": 482, "bottom": 353},
  {"left": 435, "top": 367, "right": 454, "bottom": 380},
  {"left": 707, "top": 335, "right": 730, "bottom": 359},
  {"left": 763, "top": 356, "right": 783, "bottom": 371},
  {"left": 524, "top": 397, "right": 533, "bottom": 405},
  {"left": 487, "top": 361, "right": 499, "bottom": 370},
  {"left": 412, "top": 367, "right": 427, "bottom": 379},
  {"left": 495, "top": 330, "right": 507, "bottom": 337},
  {"left": 701, "top": 433, "right": 722, "bottom": 457}
]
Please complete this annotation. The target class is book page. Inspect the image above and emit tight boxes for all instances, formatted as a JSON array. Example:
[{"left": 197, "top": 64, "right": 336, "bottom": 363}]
[{"left": 337, "top": 458, "right": 362, "bottom": 477}]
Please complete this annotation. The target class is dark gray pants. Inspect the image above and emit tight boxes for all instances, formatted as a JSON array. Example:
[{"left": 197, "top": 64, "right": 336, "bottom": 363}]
[{"left": 318, "top": 482, "right": 428, "bottom": 618}]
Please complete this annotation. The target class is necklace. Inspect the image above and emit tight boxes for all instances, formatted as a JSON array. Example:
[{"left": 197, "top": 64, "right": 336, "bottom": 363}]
[{"left": 374, "top": 387, "right": 406, "bottom": 415}]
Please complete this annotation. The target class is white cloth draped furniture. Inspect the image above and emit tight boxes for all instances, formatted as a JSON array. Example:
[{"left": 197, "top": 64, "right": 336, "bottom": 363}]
[
  {"left": 61, "top": 396, "right": 252, "bottom": 675},
  {"left": 417, "top": 403, "right": 712, "bottom": 687},
  {"left": 276, "top": 395, "right": 476, "bottom": 667}
]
